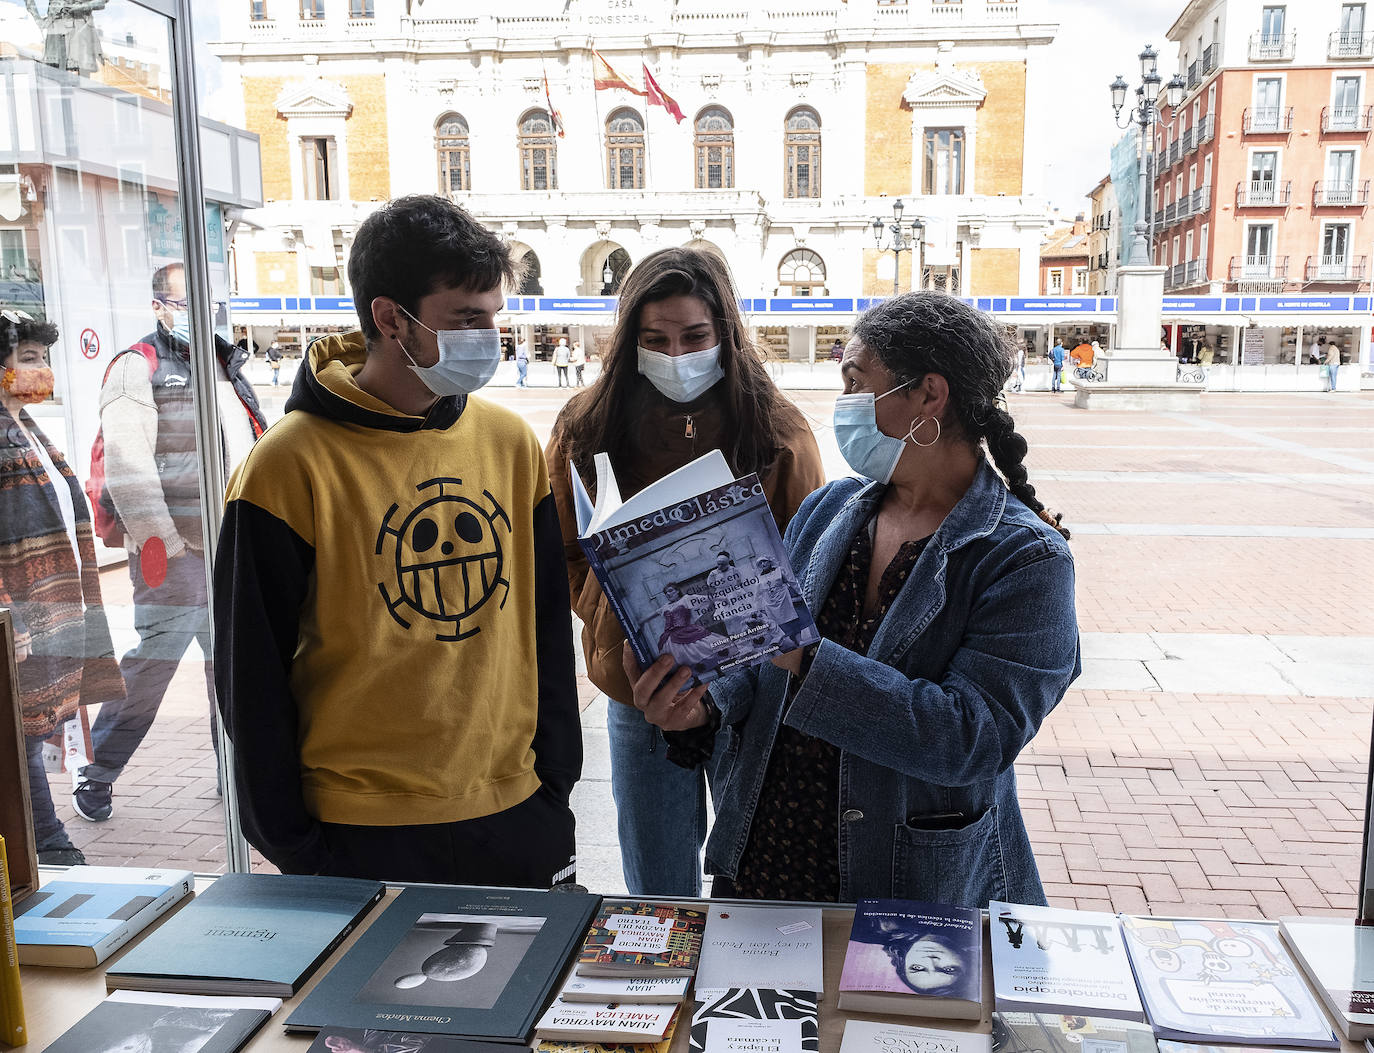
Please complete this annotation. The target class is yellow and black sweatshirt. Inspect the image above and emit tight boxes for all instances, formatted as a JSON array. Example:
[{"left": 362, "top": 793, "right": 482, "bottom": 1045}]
[{"left": 213, "top": 332, "right": 580, "bottom": 875}]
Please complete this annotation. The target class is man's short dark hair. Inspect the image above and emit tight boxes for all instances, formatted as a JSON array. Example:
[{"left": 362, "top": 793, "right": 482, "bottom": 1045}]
[
  {"left": 152, "top": 262, "right": 183, "bottom": 301},
  {"left": 347, "top": 195, "right": 519, "bottom": 342},
  {"left": 1, "top": 311, "right": 59, "bottom": 359}
]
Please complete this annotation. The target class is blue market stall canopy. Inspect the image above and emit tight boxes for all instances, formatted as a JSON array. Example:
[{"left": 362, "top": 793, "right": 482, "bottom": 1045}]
[{"left": 227, "top": 294, "right": 1374, "bottom": 326}]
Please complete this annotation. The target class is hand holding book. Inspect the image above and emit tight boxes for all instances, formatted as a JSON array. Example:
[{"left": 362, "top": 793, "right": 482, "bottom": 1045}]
[{"left": 622, "top": 643, "right": 712, "bottom": 732}]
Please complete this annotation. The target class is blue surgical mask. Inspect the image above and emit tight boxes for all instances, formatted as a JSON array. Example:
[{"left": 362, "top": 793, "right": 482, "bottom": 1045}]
[
  {"left": 637, "top": 345, "right": 724, "bottom": 403},
  {"left": 398, "top": 308, "right": 501, "bottom": 396},
  {"left": 832, "top": 379, "right": 917, "bottom": 484},
  {"left": 168, "top": 310, "right": 192, "bottom": 346}
]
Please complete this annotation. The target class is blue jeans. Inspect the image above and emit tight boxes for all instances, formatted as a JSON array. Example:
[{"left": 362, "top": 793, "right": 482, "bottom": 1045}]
[
  {"left": 83, "top": 549, "right": 215, "bottom": 784},
  {"left": 607, "top": 699, "right": 714, "bottom": 897},
  {"left": 1329, "top": 364, "right": 1339, "bottom": 390},
  {"left": 516, "top": 360, "right": 528, "bottom": 387},
  {"left": 25, "top": 735, "right": 73, "bottom": 851}
]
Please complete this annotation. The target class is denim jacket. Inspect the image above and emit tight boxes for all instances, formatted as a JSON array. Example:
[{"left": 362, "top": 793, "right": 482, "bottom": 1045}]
[{"left": 703, "top": 460, "right": 1080, "bottom": 907}]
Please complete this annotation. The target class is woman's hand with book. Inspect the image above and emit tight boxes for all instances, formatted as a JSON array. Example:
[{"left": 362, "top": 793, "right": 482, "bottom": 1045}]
[{"left": 622, "top": 643, "right": 712, "bottom": 731}]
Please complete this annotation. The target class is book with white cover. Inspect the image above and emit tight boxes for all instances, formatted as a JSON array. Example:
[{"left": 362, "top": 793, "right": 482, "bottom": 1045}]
[
  {"left": 559, "top": 974, "right": 691, "bottom": 1004},
  {"left": 989, "top": 902, "right": 1144, "bottom": 1022},
  {"left": 534, "top": 1000, "right": 679, "bottom": 1043},
  {"left": 695, "top": 905, "right": 825, "bottom": 993},
  {"left": 1279, "top": 916, "right": 1374, "bottom": 1040},
  {"left": 13, "top": 864, "right": 193, "bottom": 967},
  {"left": 690, "top": 989, "right": 818, "bottom": 1053},
  {"left": 706, "top": 1018, "right": 804, "bottom": 1053},
  {"left": 840, "top": 1019, "right": 992, "bottom": 1053},
  {"left": 1118, "top": 916, "right": 1336, "bottom": 1048}
]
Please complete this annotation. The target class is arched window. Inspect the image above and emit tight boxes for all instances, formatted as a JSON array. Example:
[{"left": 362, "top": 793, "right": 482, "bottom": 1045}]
[
  {"left": 518, "top": 109, "right": 558, "bottom": 191},
  {"left": 778, "top": 248, "right": 826, "bottom": 295},
  {"left": 436, "top": 112, "right": 470, "bottom": 196},
  {"left": 784, "top": 106, "right": 821, "bottom": 199},
  {"left": 606, "top": 109, "right": 645, "bottom": 190},
  {"left": 694, "top": 107, "right": 734, "bottom": 189}
]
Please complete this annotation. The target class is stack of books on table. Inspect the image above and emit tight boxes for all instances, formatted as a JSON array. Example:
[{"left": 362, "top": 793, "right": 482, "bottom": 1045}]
[{"left": 534, "top": 901, "right": 706, "bottom": 1053}]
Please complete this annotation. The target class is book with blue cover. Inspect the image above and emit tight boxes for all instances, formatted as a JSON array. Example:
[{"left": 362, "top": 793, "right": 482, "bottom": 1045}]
[
  {"left": 284, "top": 884, "right": 601, "bottom": 1043},
  {"left": 104, "top": 872, "right": 385, "bottom": 997},
  {"left": 1119, "top": 915, "right": 1337, "bottom": 1049},
  {"left": 572, "top": 450, "right": 818, "bottom": 686},
  {"left": 14, "top": 864, "right": 193, "bottom": 967}
]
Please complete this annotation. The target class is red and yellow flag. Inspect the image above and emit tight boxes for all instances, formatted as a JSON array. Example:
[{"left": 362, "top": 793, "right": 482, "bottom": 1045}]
[
  {"left": 592, "top": 50, "right": 644, "bottom": 94},
  {"left": 642, "top": 63, "right": 685, "bottom": 124}
]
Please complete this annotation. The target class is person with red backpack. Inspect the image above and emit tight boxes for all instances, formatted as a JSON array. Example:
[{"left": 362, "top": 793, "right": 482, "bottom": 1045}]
[{"left": 72, "top": 262, "right": 265, "bottom": 823}]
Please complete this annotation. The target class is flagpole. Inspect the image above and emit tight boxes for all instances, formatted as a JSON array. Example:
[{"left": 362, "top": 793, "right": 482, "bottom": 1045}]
[
  {"left": 641, "top": 64, "right": 655, "bottom": 193},
  {"left": 590, "top": 47, "right": 606, "bottom": 192}
]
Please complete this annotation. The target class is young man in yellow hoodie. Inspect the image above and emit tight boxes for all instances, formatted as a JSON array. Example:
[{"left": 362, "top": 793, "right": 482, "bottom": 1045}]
[{"left": 213, "top": 195, "right": 581, "bottom": 886}]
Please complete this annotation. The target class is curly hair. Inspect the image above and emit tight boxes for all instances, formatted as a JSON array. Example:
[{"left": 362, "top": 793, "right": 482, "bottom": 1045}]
[
  {"left": 1, "top": 311, "right": 58, "bottom": 363},
  {"left": 851, "top": 292, "right": 1070, "bottom": 540}
]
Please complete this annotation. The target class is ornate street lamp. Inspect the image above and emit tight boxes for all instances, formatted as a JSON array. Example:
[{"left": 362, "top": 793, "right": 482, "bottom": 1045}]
[
  {"left": 1111, "top": 45, "right": 1186, "bottom": 265},
  {"left": 872, "top": 199, "right": 924, "bottom": 296}
]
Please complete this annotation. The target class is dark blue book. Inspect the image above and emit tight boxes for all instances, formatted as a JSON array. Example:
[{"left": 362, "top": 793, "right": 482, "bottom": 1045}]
[
  {"left": 307, "top": 1029, "right": 519, "bottom": 1052},
  {"left": 572, "top": 450, "right": 819, "bottom": 686},
  {"left": 44, "top": 991, "right": 281, "bottom": 1053},
  {"left": 104, "top": 872, "right": 384, "bottom": 997},
  {"left": 284, "top": 885, "right": 601, "bottom": 1043}
]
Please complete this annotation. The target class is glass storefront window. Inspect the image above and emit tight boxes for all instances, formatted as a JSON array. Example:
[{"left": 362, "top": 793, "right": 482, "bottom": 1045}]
[{"left": 2, "top": 0, "right": 261, "bottom": 874}]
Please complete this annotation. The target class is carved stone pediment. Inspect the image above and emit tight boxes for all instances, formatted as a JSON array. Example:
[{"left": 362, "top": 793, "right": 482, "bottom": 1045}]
[
  {"left": 901, "top": 67, "right": 986, "bottom": 110},
  {"left": 276, "top": 78, "right": 353, "bottom": 120}
]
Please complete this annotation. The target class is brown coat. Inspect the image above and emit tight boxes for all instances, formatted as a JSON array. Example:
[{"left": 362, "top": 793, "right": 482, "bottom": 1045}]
[{"left": 546, "top": 388, "right": 826, "bottom": 704}]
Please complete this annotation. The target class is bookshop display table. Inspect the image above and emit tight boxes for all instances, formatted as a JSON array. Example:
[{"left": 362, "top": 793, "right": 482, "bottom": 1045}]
[{"left": 14, "top": 874, "right": 1366, "bottom": 1053}]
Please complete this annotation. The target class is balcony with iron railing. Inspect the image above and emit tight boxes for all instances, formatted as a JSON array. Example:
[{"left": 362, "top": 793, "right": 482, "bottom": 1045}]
[
  {"left": 1192, "top": 114, "right": 1215, "bottom": 149},
  {"left": 1165, "top": 259, "right": 1208, "bottom": 289},
  {"left": 1166, "top": 139, "right": 1183, "bottom": 167},
  {"left": 1154, "top": 208, "right": 1165, "bottom": 229},
  {"left": 1228, "top": 255, "right": 1289, "bottom": 281},
  {"left": 1236, "top": 180, "right": 1292, "bottom": 208},
  {"left": 1202, "top": 43, "right": 1219, "bottom": 74},
  {"left": 1249, "top": 30, "right": 1297, "bottom": 60},
  {"left": 1312, "top": 179, "right": 1371, "bottom": 206},
  {"left": 1164, "top": 201, "right": 1178, "bottom": 226},
  {"left": 1305, "top": 254, "right": 1368, "bottom": 280},
  {"left": 1187, "top": 60, "right": 1201, "bottom": 90},
  {"left": 1242, "top": 106, "right": 1294, "bottom": 134},
  {"left": 1329, "top": 30, "right": 1374, "bottom": 57},
  {"left": 1182, "top": 127, "right": 1196, "bottom": 153},
  {"left": 1321, "top": 105, "right": 1374, "bottom": 133}
]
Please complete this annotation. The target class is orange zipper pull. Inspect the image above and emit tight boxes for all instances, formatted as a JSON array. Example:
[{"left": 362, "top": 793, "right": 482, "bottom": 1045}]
[{"left": 684, "top": 414, "right": 695, "bottom": 439}]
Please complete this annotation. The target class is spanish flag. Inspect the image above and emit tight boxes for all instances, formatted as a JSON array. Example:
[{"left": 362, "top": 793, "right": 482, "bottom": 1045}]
[
  {"left": 542, "top": 63, "right": 566, "bottom": 137},
  {"left": 643, "top": 63, "right": 685, "bottom": 124},
  {"left": 592, "top": 49, "right": 644, "bottom": 94}
]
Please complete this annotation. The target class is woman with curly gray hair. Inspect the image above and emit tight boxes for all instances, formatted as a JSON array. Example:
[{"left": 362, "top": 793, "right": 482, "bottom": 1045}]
[{"left": 627, "top": 291, "right": 1080, "bottom": 905}]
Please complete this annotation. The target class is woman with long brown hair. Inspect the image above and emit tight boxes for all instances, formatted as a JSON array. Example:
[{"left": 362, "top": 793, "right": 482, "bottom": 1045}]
[{"left": 546, "top": 246, "right": 824, "bottom": 897}]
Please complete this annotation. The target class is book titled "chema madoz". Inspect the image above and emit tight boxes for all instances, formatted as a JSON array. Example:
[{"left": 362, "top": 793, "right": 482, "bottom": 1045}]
[{"left": 571, "top": 450, "right": 819, "bottom": 686}]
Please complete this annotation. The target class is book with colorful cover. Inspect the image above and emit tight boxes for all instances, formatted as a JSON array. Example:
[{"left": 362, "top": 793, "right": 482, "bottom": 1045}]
[
  {"left": 572, "top": 450, "right": 819, "bottom": 687},
  {"left": 559, "top": 973, "right": 691, "bottom": 1003},
  {"left": 989, "top": 902, "right": 1144, "bottom": 1022},
  {"left": 689, "top": 989, "right": 818, "bottom": 1053},
  {"left": 14, "top": 864, "right": 194, "bottom": 967},
  {"left": 534, "top": 1000, "right": 680, "bottom": 1043},
  {"left": 838, "top": 899, "right": 982, "bottom": 1020},
  {"left": 306, "top": 1031, "right": 517, "bottom": 1053},
  {"left": 1119, "top": 916, "right": 1337, "bottom": 1048},
  {"left": 695, "top": 905, "right": 825, "bottom": 993},
  {"left": 43, "top": 991, "right": 281, "bottom": 1053},
  {"left": 993, "top": 1013, "right": 1158, "bottom": 1053},
  {"left": 285, "top": 884, "right": 601, "bottom": 1042},
  {"left": 1278, "top": 916, "right": 1374, "bottom": 1040},
  {"left": 575, "top": 901, "right": 706, "bottom": 977},
  {"left": 105, "top": 872, "right": 385, "bottom": 997},
  {"left": 840, "top": 1019, "right": 992, "bottom": 1053},
  {"left": 536, "top": 1006, "right": 680, "bottom": 1053}
]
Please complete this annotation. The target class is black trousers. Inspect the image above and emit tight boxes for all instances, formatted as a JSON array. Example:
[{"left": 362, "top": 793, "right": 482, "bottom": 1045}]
[{"left": 317, "top": 784, "right": 577, "bottom": 888}]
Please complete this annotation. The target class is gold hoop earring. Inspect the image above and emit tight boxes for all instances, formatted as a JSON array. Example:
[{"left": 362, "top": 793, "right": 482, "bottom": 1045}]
[{"left": 906, "top": 417, "right": 941, "bottom": 448}]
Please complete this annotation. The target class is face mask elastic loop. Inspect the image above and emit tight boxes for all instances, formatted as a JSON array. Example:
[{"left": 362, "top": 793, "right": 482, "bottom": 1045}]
[{"left": 395, "top": 304, "right": 501, "bottom": 396}]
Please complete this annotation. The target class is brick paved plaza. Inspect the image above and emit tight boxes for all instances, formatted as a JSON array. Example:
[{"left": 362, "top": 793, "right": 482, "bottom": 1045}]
[{"left": 45, "top": 370, "right": 1374, "bottom": 918}]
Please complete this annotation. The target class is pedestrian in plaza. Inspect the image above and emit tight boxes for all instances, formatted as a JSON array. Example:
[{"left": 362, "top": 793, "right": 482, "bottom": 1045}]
[
  {"left": 831, "top": 338, "right": 844, "bottom": 362},
  {"left": 515, "top": 335, "right": 529, "bottom": 388},
  {"left": 1013, "top": 345, "right": 1026, "bottom": 392},
  {"left": 266, "top": 341, "right": 283, "bottom": 386},
  {"left": 0, "top": 309, "right": 126, "bottom": 864},
  {"left": 571, "top": 339, "right": 587, "bottom": 386},
  {"left": 629, "top": 291, "right": 1080, "bottom": 906},
  {"left": 75, "top": 262, "right": 266, "bottom": 823},
  {"left": 545, "top": 245, "right": 824, "bottom": 898},
  {"left": 554, "top": 337, "right": 571, "bottom": 387},
  {"left": 1325, "top": 339, "right": 1340, "bottom": 391},
  {"left": 1048, "top": 338, "right": 1066, "bottom": 392},
  {"left": 1071, "top": 338, "right": 1093, "bottom": 369},
  {"left": 214, "top": 194, "right": 581, "bottom": 887},
  {"left": 1309, "top": 334, "right": 1325, "bottom": 365}
]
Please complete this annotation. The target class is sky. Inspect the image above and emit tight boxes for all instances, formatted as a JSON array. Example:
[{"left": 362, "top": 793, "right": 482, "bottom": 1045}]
[{"left": 1038, "top": 0, "right": 1185, "bottom": 218}]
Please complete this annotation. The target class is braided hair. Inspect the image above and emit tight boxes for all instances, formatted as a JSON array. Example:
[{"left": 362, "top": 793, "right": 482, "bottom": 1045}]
[{"left": 851, "top": 292, "right": 1070, "bottom": 540}]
